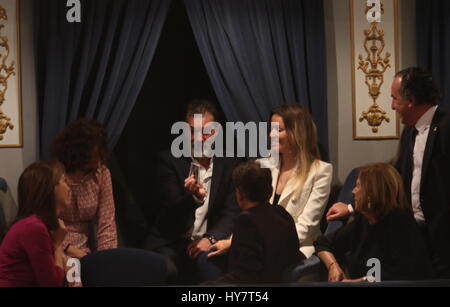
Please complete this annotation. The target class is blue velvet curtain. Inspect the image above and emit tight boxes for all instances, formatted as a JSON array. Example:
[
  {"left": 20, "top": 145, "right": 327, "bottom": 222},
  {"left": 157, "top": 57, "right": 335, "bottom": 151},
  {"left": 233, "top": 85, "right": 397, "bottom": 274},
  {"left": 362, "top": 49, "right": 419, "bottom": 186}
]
[
  {"left": 184, "top": 0, "right": 328, "bottom": 150},
  {"left": 34, "top": 0, "right": 171, "bottom": 158},
  {"left": 417, "top": 0, "right": 450, "bottom": 110}
]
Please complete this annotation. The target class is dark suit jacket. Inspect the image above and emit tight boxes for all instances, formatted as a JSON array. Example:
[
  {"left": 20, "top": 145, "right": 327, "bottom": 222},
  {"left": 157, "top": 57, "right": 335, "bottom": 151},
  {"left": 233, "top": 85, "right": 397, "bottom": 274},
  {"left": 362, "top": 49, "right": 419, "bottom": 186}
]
[
  {"left": 215, "top": 203, "right": 305, "bottom": 284},
  {"left": 144, "top": 150, "right": 241, "bottom": 250},
  {"left": 395, "top": 107, "right": 450, "bottom": 276}
]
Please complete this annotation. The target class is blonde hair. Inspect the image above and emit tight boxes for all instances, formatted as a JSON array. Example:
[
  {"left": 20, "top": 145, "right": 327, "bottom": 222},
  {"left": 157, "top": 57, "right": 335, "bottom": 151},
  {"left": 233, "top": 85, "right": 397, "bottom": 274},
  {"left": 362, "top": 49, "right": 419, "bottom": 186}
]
[
  {"left": 357, "top": 163, "right": 412, "bottom": 219},
  {"left": 271, "top": 104, "right": 321, "bottom": 192}
]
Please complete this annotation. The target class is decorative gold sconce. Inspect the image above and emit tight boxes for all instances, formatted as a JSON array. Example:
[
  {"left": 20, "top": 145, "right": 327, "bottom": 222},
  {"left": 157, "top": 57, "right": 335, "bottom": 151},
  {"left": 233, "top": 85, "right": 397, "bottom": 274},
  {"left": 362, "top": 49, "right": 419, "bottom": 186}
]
[
  {"left": 0, "top": 4, "right": 16, "bottom": 141},
  {"left": 357, "top": 2, "right": 391, "bottom": 133}
]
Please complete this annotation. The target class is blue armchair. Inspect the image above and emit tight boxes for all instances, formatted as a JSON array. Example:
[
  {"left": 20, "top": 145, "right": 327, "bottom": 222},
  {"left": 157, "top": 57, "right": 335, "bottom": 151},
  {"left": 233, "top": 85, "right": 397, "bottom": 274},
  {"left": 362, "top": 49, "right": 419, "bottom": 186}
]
[
  {"left": 80, "top": 248, "right": 169, "bottom": 286},
  {"left": 283, "top": 168, "right": 358, "bottom": 282}
]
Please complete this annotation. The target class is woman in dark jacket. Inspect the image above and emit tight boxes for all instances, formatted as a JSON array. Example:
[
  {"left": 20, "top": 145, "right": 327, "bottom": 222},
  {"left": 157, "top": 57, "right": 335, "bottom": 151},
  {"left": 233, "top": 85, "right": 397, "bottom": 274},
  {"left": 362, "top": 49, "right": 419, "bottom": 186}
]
[{"left": 314, "top": 163, "right": 434, "bottom": 282}]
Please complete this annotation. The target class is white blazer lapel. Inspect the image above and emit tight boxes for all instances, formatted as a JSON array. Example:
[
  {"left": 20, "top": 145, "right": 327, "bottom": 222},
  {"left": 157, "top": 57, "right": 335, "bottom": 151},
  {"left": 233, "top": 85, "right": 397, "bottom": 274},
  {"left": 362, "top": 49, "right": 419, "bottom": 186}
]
[
  {"left": 279, "top": 163, "right": 318, "bottom": 212},
  {"left": 296, "top": 172, "right": 314, "bottom": 209},
  {"left": 279, "top": 175, "right": 298, "bottom": 206}
]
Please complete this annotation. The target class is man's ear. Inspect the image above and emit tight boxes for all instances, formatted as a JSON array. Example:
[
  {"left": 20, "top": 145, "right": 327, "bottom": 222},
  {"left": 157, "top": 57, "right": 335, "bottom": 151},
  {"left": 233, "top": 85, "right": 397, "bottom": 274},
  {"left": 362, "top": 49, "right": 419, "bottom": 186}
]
[{"left": 408, "top": 96, "right": 416, "bottom": 108}]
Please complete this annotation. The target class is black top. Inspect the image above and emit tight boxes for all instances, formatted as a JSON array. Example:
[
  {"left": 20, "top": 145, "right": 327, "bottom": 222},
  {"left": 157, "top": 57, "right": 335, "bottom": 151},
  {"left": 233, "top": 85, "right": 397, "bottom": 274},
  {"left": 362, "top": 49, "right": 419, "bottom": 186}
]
[
  {"left": 272, "top": 194, "right": 281, "bottom": 206},
  {"left": 215, "top": 203, "right": 305, "bottom": 284},
  {"left": 314, "top": 208, "right": 435, "bottom": 281}
]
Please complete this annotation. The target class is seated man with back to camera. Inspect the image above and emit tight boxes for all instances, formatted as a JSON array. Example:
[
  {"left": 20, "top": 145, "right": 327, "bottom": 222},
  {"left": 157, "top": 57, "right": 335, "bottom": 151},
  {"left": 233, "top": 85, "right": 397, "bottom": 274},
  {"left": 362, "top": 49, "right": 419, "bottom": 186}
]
[{"left": 208, "top": 161, "right": 305, "bottom": 284}]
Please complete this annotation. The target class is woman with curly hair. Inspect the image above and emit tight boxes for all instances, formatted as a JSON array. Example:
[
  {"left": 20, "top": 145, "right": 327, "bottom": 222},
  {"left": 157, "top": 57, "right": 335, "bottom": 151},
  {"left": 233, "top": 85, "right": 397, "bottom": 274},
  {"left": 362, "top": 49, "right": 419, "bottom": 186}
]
[{"left": 51, "top": 119, "right": 117, "bottom": 259}]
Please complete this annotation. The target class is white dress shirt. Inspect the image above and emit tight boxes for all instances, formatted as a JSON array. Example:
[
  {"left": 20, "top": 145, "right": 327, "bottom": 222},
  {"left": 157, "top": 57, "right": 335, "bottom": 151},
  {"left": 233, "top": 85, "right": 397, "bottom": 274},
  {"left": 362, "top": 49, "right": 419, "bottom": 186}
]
[
  {"left": 191, "top": 159, "right": 214, "bottom": 239},
  {"left": 411, "top": 105, "right": 438, "bottom": 224}
]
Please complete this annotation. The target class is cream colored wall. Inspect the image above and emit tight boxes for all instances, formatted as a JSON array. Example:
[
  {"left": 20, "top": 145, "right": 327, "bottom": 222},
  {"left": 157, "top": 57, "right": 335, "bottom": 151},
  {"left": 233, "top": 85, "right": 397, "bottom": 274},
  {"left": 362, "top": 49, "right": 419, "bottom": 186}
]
[
  {"left": 0, "top": 0, "right": 38, "bottom": 201},
  {"left": 325, "top": 0, "right": 416, "bottom": 185}
]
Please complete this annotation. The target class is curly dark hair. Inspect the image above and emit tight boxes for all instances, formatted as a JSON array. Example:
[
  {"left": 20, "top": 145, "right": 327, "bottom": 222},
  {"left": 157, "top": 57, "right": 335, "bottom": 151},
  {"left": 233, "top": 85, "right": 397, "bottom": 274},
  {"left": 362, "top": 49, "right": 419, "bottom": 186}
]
[
  {"left": 51, "top": 119, "right": 107, "bottom": 173},
  {"left": 395, "top": 67, "right": 441, "bottom": 106}
]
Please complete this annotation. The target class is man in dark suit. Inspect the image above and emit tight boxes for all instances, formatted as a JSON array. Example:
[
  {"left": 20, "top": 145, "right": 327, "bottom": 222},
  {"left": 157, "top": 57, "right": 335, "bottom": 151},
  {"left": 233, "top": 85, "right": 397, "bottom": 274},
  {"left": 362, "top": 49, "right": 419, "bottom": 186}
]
[
  {"left": 143, "top": 99, "right": 241, "bottom": 283},
  {"left": 211, "top": 161, "right": 305, "bottom": 284},
  {"left": 392, "top": 67, "right": 450, "bottom": 278}
]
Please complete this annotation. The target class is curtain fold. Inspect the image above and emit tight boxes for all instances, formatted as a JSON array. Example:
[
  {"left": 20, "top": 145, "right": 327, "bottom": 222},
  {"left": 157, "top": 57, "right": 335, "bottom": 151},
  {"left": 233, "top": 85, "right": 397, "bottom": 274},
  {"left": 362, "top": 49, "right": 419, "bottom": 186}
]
[
  {"left": 416, "top": 0, "right": 450, "bottom": 110},
  {"left": 184, "top": 0, "right": 328, "bottom": 150},
  {"left": 34, "top": 0, "right": 171, "bottom": 158}
]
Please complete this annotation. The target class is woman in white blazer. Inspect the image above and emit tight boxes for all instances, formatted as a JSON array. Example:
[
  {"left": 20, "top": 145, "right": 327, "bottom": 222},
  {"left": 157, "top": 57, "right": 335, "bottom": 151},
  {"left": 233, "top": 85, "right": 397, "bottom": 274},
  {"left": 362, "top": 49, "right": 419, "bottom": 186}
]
[{"left": 208, "top": 104, "right": 332, "bottom": 259}]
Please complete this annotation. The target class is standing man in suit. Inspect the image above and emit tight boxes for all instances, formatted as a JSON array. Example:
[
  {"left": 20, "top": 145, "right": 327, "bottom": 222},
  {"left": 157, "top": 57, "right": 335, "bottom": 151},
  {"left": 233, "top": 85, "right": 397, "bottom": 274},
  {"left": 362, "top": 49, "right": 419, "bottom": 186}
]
[
  {"left": 392, "top": 67, "right": 450, "bottom": 278},
  {"left": 210, "top": 161, "right": 305, "bottom": 284},
  {"left": 326, "top": 67, "right": 450, "bottom": 278},
  {"left": 143, "top": 99, "right": 241, "bottom": 283}
]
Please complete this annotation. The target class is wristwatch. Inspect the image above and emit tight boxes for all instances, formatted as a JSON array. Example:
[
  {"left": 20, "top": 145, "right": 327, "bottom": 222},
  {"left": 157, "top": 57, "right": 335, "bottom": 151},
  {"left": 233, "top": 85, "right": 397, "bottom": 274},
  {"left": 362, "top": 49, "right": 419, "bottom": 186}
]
[{"left": 202, "top": 234, "right": 217, "bottom": 244}]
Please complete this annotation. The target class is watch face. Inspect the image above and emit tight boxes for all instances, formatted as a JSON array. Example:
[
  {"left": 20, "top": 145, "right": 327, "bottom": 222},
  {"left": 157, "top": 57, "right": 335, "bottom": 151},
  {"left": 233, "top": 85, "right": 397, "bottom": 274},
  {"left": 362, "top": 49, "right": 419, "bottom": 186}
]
[{"left": 204, "top": 235, "right": 216, "bottom": 244}]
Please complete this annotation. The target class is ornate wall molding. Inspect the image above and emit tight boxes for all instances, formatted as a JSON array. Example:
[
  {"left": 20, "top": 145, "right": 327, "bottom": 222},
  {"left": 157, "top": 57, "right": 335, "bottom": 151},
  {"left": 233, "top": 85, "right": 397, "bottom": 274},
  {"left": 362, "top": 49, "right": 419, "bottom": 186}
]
[
  {"left": 351, "top": 0, "right": 399, "bottom": 140},
  {"left": 0, "top": 0, "right": 21, "bottom": 148}
]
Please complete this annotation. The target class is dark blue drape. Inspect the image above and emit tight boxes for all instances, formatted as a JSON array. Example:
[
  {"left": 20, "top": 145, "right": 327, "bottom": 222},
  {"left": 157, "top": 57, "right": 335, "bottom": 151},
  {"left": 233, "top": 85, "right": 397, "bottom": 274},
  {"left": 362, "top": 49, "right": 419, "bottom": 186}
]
[
  {"left": 184, "top": 0, "right": 328, "bottom": 150},
  {"left": 417, "top": 0, "right": 450, "bottom": 110},
  {"left": 34, "top": 0, "right": 171, "bottom": 158}
]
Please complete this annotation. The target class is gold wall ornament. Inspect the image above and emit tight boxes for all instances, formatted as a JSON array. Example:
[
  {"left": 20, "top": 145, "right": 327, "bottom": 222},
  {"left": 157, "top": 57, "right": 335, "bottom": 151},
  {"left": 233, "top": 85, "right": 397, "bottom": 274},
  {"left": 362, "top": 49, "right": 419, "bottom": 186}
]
[
  {"left": 0, "top": 4, "right": 15, "bottom": 141},
  {"left": 357, "top": 1, "right": 390, "bottom": 133},
  {"left": 351, "top": 0, "right": 399, "bottom": 140}
]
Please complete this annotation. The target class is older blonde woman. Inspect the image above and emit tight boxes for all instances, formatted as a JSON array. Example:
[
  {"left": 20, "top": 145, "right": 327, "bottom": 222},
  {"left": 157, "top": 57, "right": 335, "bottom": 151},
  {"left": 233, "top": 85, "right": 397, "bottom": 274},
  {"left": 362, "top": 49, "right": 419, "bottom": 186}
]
[
  {"left": 315, "top": 163, "right": 434, "bottom": 282},
  {"left": 208, "top": 104, "right": 332, "bottom": 260}
]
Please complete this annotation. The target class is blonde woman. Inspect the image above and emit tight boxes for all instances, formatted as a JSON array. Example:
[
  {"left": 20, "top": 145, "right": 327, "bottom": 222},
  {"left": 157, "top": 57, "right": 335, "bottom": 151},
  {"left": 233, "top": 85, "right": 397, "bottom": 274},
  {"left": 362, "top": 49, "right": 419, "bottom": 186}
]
[
  {"left": 208, "top": 104, "right": 332, "bottom": 259},
  {"left": 315, "top": 163, "right": 434, "bottom": 282}
]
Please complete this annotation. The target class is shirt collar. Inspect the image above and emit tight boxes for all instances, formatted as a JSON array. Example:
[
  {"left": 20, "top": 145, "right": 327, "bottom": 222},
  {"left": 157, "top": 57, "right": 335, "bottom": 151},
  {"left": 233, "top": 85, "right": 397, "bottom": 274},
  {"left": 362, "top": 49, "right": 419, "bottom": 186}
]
[
  {"left": 415, "top": 105, "right": 438, "bottom": 133},
  {"left": 191, "top": 157, "right": 214, "bottom": 171}
]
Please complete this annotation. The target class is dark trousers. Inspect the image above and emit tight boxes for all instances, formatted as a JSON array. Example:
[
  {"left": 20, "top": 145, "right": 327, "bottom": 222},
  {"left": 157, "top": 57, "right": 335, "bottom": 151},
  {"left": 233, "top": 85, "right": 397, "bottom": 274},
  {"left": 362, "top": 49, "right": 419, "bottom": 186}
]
[
  {"left": 152, "top": 239, "right": 229, "bottom": 285},
  {"left": 152, "top": 239, "right": 195, "bottom": 285},
  {"left": 418, "top": 222, "right": 450, "bottom": 279},
  {"left": 196, "top": 252, "right": 228, "bottom": 283}
]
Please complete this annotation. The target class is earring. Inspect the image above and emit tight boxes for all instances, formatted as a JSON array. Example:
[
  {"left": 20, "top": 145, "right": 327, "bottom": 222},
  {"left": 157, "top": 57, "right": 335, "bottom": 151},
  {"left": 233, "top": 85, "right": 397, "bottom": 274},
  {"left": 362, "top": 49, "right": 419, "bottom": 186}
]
[{"left": 367, "top": 198, "right": 372, "bottom": 209}]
